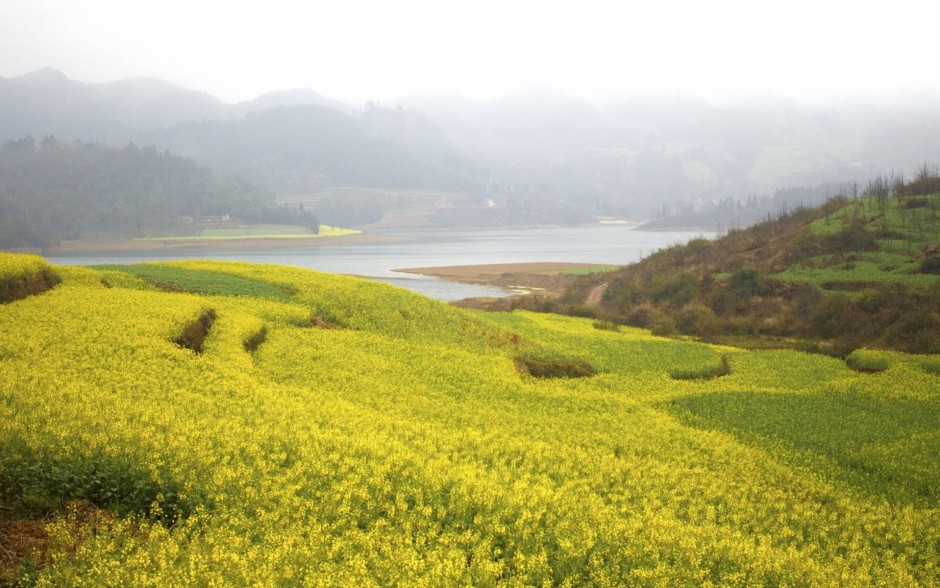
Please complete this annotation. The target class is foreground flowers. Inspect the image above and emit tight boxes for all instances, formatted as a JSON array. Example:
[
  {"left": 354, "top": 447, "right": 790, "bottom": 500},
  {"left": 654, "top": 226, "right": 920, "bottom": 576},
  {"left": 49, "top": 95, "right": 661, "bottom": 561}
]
[{"left": 0, "top": 255, "right": 938, "bottom": 586}]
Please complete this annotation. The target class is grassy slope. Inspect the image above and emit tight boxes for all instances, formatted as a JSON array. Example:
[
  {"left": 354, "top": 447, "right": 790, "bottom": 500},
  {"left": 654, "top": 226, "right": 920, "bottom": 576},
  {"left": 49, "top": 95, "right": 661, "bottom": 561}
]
[
  {"left": 0, "top": 254, "right": 939, "bottom": 586},
  {"left": 552, "top": 191, "right": 940, "bottom": 354}
]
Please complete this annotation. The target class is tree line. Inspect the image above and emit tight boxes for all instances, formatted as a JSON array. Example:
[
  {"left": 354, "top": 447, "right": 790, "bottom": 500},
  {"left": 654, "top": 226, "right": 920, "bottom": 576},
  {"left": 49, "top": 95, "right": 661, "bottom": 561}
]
[{"left": 0, "top": 137, "right": 318, "bottom": 248}]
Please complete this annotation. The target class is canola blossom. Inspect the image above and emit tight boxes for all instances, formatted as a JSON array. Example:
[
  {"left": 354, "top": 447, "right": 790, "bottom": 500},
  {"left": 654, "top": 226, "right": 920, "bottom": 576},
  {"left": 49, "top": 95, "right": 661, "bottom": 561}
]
[{"left": 0, "top": 254, "right": 938, "bottom": 586}]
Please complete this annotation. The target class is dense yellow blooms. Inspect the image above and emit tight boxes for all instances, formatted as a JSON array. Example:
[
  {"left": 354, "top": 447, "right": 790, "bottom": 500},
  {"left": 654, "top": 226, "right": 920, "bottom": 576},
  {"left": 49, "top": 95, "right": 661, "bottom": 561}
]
[
  {"left": 0, "top": 252, "right": 50, "bottom": 280},
  {"left": 0, "top": 255, "right": 938, "bottom": 586}
]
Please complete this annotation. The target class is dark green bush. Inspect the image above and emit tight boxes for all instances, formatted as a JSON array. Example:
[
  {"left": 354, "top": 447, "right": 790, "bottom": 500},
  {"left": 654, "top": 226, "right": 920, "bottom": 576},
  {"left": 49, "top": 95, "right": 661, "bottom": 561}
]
[
  {"left": 174, "top": 309, "right": 217, "bottom": 353},
  {"left": 592, "top": 319, "right": 620, "bottom": 332},
  {"left": 670, "top": 355, "right": 730, "bottom": 380},
  {"left": 676, "top": 303, "right": 721, "bottom": 337},
  {"left": 514, "top": 356, "right": 594, "bottom": 379}
]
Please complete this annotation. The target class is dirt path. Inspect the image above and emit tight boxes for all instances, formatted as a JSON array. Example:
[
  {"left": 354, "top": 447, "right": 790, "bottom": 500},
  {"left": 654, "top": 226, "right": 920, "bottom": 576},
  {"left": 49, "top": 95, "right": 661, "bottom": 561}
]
[{"left": 586, "top": 282, "right": 609, "bottom": 306}]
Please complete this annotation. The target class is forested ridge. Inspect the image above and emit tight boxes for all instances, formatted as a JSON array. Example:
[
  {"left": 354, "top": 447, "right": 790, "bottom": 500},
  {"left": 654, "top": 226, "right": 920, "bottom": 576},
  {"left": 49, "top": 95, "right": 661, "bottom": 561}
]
[{"left": 0, "top": 137, "right": 317, "bottom": 248}]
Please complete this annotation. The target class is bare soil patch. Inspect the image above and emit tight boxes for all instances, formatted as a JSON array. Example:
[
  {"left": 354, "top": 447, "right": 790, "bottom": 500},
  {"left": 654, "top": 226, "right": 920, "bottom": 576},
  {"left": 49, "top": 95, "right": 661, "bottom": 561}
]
[{"left": 397, "top": 262, "right": 604, "bottom": 296}]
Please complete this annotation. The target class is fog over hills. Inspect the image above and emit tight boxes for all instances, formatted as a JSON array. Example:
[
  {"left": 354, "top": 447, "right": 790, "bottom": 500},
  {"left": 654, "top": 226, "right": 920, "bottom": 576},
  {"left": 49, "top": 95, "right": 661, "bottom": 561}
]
[{"left": 3, "top": 68, "right": 940, "bottom": 225}]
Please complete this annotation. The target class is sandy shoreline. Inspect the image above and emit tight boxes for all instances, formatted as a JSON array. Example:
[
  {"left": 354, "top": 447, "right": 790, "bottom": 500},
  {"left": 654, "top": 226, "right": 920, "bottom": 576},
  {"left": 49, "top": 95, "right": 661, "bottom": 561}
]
[
  {"left": 396, "top": 262, "right": 612, "bottom": 296},
  {"left": 396, "top": 261, "right": 601, "bottom": 279}
]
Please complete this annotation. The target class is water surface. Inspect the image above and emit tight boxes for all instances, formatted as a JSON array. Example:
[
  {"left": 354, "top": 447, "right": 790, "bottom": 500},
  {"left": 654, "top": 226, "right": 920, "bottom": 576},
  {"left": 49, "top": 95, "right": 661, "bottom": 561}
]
[{"left": 47, "top": 226, "right": 715, "bottom": 300}]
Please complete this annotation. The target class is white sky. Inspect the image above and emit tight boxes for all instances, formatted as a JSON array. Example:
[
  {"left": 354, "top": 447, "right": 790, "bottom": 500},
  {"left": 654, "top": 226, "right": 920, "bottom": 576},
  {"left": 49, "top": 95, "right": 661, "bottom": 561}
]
[{"left": 2, "top": 0, "right": 938, "bottom": 105}]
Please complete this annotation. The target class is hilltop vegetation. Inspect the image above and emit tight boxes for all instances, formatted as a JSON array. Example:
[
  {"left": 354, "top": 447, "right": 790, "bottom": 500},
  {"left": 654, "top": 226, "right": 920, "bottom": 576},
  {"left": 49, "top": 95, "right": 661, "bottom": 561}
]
[
  {"left": 0, "top": 137, "right": 318, "bottom": 248},
  {"left": 539, "top": 170, "right": 940, "bottom": 354},
  {"left": 1, "top": 252, "right": 939, "bottom": 585}
]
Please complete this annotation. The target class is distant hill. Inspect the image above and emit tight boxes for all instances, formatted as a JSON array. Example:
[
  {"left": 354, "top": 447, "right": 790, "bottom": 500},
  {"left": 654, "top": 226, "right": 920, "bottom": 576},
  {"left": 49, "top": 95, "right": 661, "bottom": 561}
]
[
  {"left": 527, "top": 171, "right": 940, "bottom": 354},
  {"left": 5, "top": 68, "right": 940, "bottom": 226},
  {"left": 0, "top": 68, "right": 228, "bottom": 143},
  {"left": 150, "top": 104, "right": 477, "bottom": 195},
  {"left": 0, "top": 137, "right": 316, "bottom": 248},
  {"left": 0, "top": 69, "right": 480, "bottom": 212},
  {"left": 401, "top": 89, "right": 940, "bottom": 217},
  {"left": 232, "top": 88, "right": 353, "bottom": 117}
]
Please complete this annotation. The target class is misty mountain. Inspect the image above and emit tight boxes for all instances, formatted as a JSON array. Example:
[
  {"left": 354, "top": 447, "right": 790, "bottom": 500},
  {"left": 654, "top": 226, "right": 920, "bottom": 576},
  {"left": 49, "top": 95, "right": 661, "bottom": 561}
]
[
  {"left": 0, "top": 69, "right": 476, "bottom": 197},
  {"left": 0, "top": 68, "right": 228, "bottom": 143},
  {"left": 149, "top": 104, "right": 477, "bottom": 194},
  {"left": 4, "top": 68, "right": 940, "bottom": 225},
  {"left": 0, "top": 68, "right": 351, "bottom": 141},
  {"left": 233, "top": 89, "right": 353, "bottom": 117},
  {"left": 399, "top": 89, "right": 940, "bottom": 216}
]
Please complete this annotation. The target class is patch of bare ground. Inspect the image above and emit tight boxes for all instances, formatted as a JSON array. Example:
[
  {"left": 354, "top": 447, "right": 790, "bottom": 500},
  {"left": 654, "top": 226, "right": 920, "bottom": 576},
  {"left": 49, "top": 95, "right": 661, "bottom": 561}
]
[
  {"left": 243, "top": 326, "right": 268, "bottom": 353},
  {"left": 0, "top": 500, "right": 124, "bottom": 586},
  {"left": 585, "top": 282, "right": 609, "bottom": 306},
  {"left": 0, "top": 504, "right": 49, "bottom": 586},
  {"left": 174, "top": 309, "right": 217, "bottom": 353},
  {"left": 307, "top": 314, "right": 341, "bottom": 329},
  {"left": 514, "top": 356, "right": 595, "bottom": 379},
  {"left": 399, "top": 263, "right": 608, "bottom": 310},
  {"left": 0, "top": 268, "right": 60, "bottom": 304}
]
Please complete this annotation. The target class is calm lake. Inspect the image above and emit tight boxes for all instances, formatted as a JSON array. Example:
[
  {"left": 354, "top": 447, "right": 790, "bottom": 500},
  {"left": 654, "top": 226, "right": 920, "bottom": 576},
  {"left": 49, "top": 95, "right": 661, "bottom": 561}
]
[{"left": 47, "top": 226, "right": 715, "bottom": 300}]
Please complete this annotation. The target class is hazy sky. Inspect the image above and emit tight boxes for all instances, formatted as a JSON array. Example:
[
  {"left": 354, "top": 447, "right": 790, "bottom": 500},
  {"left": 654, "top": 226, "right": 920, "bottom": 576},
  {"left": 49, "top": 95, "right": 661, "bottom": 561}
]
[{"left": 2, "top": 0, "right": 937, "bottom": 105}]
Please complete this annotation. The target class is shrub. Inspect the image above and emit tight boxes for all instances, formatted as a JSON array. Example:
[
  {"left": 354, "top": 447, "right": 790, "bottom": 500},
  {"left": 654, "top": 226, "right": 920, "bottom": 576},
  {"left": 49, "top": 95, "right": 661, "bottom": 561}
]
[
  {"left": 825, "top": 221, "right": 878, "bottom": 253},
  {"left": 650, "top": 272, "right": 697, "bottom": 308},
  {"left": 670, "top": 355, "right": 730, "bottom": 380},
  {"left": 809, "top": 294, "right": 851, "bottom": 338},
  {"left": 592, "top": 319, "right": 620, "bottom": 332},
  {"left": 650, "top": 317, "right": 677, "bottom": 337},
  {"left": 919, "top": 256, "right": 940, "bottom": 275},
  {"left": 626, "top": 304, "right": 657, "bottom": 328},
  {"left": 174, "top": 309, "right": 217, "bottom": 353},
  {"left": 243, "top": 325, "right": 268, "bottom": 353},
  {"left": 845, "top": 350, "right": 891, "bottom": 373},
  {"left": 514, "top": 356, "right": 594, "bottom": 378},
  {"left": 676, "top": 303, "right": 721, "bottom": 337}
]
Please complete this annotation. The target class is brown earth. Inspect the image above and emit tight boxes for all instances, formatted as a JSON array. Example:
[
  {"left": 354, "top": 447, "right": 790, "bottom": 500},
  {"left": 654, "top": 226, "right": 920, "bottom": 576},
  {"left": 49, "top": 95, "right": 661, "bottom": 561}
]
[
  {"left": 396, "top": 262, "right": 616, "bottom": 309},
  {"left": 396, "top": 262, "right": 604, "bottom": 295}
]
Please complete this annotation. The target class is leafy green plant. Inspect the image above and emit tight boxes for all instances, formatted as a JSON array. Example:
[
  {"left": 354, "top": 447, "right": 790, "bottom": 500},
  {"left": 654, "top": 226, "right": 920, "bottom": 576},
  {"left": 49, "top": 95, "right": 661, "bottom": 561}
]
[{"left": 94, "top": 264, "right": 295, "bottom": 301}]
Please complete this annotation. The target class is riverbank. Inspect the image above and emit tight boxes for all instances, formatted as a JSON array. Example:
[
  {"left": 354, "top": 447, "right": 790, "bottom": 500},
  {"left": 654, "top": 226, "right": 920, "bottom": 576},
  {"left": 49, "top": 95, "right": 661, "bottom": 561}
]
[
  {"left": 42, "top": 232, "right": 403, "bottom": 255},
  {"left": 396, "top": 262, "right": 616, "bottom": 297}
]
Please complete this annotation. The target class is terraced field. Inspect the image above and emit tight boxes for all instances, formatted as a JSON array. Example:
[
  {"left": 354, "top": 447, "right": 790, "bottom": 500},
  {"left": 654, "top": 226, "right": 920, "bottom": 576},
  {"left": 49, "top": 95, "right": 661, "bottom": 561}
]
[{"left": 0, "top": 252, "right": 938, "bottom": 586}]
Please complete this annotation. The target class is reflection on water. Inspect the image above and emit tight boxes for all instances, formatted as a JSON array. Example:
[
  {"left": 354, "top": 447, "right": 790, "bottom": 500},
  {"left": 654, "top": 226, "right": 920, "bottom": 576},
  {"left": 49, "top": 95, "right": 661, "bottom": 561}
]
[{"left": 46, "top": 226, "right": 715, "bottom": 301}]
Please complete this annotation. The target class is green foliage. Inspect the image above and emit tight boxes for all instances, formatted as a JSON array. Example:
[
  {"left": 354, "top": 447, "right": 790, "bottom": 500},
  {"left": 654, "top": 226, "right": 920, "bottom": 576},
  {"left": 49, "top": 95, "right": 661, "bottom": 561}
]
[
  {"left": 0, "top": 139, "right": 317, "bottom": 247},
  {"left": 649, "top": 271, "right": 697, "bottom": 308},
  {"left": 560, "top": 182, "right": 940, "bottom": 353},
  {"left": 2, "top": 259, "right": 940, "bottom": 585},
  {"left": 562, "top": 265, "right": 620, "bottom": 276},
  {"left": 591, "top": 319, "right": 620, "bottom": 332},
  {"left": 0, "top": 253, "right": 60, "bottom": 303},
  {"left": 844, "top": 349, "right": 891, "bottom": 373},
  {"left": 93, "top": 264, "right": 296, "bottom": 301},
  {"left": 668, "top": 385, "right": 940, "bottom": 506},
  {"left": 675, "top": 302, "right": 721, "bottom": 336},
  {"left": 513, "top": 355, "right": 595, "bottom": 378},
  {"left": 669, "top": 354, "right": 730, "bottom": 380}
]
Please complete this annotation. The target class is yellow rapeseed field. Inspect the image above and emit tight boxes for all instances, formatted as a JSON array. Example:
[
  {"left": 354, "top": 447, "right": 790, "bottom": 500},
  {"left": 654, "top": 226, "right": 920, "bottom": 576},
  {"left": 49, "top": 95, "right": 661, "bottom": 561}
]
[{"left": 0, "top": 253, "right": 938, "bottom": 586}]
